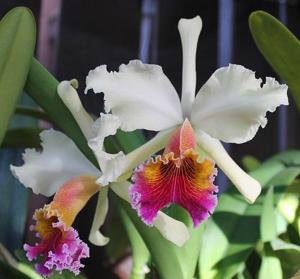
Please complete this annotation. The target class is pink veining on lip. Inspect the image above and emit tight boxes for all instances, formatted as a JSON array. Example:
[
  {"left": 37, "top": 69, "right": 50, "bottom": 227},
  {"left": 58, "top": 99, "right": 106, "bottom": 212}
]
[{"left": 130, "top": 119, "right": 218, "bottom": 227}]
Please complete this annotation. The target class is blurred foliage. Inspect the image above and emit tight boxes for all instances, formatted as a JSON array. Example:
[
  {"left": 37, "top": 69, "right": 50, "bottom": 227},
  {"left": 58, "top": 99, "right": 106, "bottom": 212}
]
[
  {"left": 0, "top": 7, "right": 37, "bottom": 254},
  {"left": 199, "top": 151, "right": 300, "bottom": 279},
  {"left": 242, "top": 155, "right": 261, "bottom": 172},
  {"left": 0, "top": 7, "right": 35, "bottom": 145}
]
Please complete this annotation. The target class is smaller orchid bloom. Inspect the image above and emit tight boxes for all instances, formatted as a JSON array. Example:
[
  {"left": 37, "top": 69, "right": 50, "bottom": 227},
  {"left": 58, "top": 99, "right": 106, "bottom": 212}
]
[
  {"left": 131, "top": 119, "right": 218, "bottom": 226},
  {"left": 23, "top": 175, "right": 99, "bottom": 276},
  {"left": 85, "top": 16, "right": 289, "bottom": 226}
]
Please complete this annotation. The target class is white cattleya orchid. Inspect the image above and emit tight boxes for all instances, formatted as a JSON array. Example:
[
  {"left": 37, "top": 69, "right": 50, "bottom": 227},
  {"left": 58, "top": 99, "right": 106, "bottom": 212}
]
[
  {"left": 85, "top": 15, "right": 288, "bottom": 208},
  {"left": 10, "top": 80, "right": 190, "bottom": 251}
]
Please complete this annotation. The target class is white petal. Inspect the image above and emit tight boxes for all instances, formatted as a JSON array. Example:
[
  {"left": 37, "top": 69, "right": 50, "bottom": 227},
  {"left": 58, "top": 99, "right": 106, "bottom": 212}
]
[
  {"left": 153, "top": 212, "right": 190, "bottom": 247},
  {"left": 85, "top": 60, "right": 183, "bottom": 131},
  {"left": 191, "top": 64, "right": 288, "bottom": 143},
  {"left": 88, "top": 113, "right": 126, "bottom": 186},
  {"left": 110, "top": 181, "right": 190, "bottom": 247},
  {"left": 196, "top": 130, "right": 261, "bottom": 203},
  {"left": 89, "top": 187, "right": 110, "bottom": 246},
  {"left": 10, "top": 129, "right": 100, "bottom": 196},
  {"left": 178, "top": 16, "right": 202, "bottom": 117},
  {"left": 58, "top": 80, "right": 94, "bottom": 139}
]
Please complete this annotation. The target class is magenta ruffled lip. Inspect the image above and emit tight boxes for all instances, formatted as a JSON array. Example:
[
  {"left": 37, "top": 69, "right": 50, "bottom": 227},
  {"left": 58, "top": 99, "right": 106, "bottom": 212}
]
[
  {"left": 24, "top": 220, "right": 89, "bottom": 276},
  {"left": 130, "top": 151, "right": 219, "bottom": 227}
]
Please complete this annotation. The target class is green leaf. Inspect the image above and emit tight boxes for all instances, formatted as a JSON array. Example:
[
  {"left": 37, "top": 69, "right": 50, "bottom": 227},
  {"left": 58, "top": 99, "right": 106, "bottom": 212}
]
[
  {"left": 117, "top": 197, "right": 204, "bottom": 279},
  {"left": 0, "top": 7, "right": 36, "bottom": 145},
  {"left": 17, "top": 263, "right": 42, "bottom": 279},
  {"left": 198, "top": 151, "right": 300, "bottom": 279},
  {"left": 271, "top": 239, "right": 300, "bottom": 277},
  {"left": 258, "top": 254, "right": 282, "bottom": 279},
  {"left": 118, "top": 207, "right": 150, "bottom": 279},
  {"left": 249, "top": 11, "right": 300, "bottom": 110},
  {"left": 1, "top": 127, "right": 41, "bottom": 148},
  {"left": 261, "top": 186, "right": 277, "bottom": 242},
  {"left": 115, "top": 130, "right": 146, "bottom": 153},
  {"left": 242, "top": 155, "right": 261, "bottom": 172},
  {"left": 271, "top": 238, "right": 300, "bottom": 252},
  {"left": 105, "top": 206, "right": 130, "bottom": 261},
  {"left": 15, "top": 106, "right": 50, "bottom": 122},
  {"left": 24, "top": 59, "right": 97, "bottom": 165}
]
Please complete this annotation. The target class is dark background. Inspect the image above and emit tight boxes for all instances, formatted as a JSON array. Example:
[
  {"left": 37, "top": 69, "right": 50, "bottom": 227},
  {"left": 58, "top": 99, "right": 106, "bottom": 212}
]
[{"left": 1, "top": 1, "right": 300, "bottom": 278}]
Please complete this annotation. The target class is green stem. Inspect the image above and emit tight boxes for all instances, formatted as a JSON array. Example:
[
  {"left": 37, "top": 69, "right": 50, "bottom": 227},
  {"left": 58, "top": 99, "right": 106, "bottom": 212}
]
[
  {"left": 15, "top": 106, "right": 51, "bottom": 122},
  {"left": 115, "top": 200, "right": 150, "bottom": 279}
]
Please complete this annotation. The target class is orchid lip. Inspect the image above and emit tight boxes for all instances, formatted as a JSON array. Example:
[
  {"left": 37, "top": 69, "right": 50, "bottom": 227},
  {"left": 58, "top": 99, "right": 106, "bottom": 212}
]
[{"left": 130, "top": 120, "right": 218, "bottom": 227}]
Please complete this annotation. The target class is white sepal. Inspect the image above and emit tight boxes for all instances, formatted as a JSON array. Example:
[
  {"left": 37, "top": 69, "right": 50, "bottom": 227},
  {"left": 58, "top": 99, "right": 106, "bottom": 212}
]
[
  {"left": 11, "top": 129, "right": 100, "bottom": 196},
  {"left": 58, "top": 80, "right": 94, "bottom": 139}
]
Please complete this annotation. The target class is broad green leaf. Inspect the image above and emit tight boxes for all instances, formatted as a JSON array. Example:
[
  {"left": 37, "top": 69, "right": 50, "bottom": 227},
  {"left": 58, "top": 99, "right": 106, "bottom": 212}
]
[
  {"left": 117, "top": 197, "right": 204, "bottom": 279},
  {"left": 24, "top": 59, "right": 97, "bottom": 165},
  {"left": 261, "top": 186, "right": 277, "bottom": 242},
  {"left": 271, "top": 239, "right": 300, "bottom": 278},
  {"left": 1, "top": 127, "right": 41, "bottom": 148},
  {"left": 118, "top": 207, "right": 150, "bottom": 279},
  {"left": 198, "top": 151, "right": 300, "bottom": 279},
  {"left": 271, "top": 238, "right": 300, "bottom": 252},
  {"left": 278, "top": 192, "right": 299, "bottom": 224},
  {"left": 15, "top": 106, "right": 50, "bottom": 122},
  {"left": 295, "top": 205, "right": 300, "bottom": 238},
  {"left": 258, "top": 254, "right": 282, "bottom": 279},
  {"left": 0, "top": 7, "right": 36, "bottom": 145},
  {"left": 105, "top": 206, "right": 129, "bottom": 261},
  {"left": 115, "top": 130, "right": 146, "bottom": 153},
  {"left": 249, "top": 11, "right": 300, "bottom": 109}
]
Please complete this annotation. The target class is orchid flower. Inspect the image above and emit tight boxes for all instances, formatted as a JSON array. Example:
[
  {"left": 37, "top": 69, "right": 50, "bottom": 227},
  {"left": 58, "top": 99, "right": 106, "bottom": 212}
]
[
  {"left": 85, "top": 16, "right": 288, "bottom": 226},
  {"left": 10, "top": 81, "right": 189, "bottom": 276}
]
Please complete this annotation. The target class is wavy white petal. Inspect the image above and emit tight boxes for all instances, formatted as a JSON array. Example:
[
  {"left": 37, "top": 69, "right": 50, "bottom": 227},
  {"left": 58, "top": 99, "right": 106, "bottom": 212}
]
[
  {"left": 191, "top": 64, "right": 288, "bottom": 143},
  {"left": 88, "top": 113, "right": 126, "bottom": 186},
  {"left": 85, "top": 60, "right": 183, "bottom": 132},
  {"left": 10, "top": 129, "right": 100, "bottom": 196}
]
